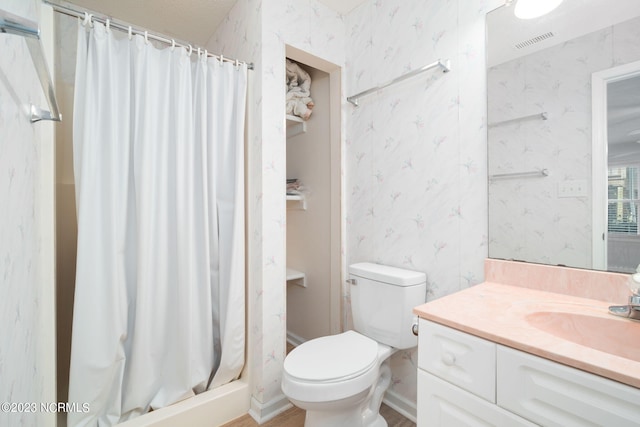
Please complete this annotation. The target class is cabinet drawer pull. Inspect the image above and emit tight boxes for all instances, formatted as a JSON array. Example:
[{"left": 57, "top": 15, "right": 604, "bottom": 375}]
[{"left": 442, "top": 352, "right": 456, "bottom": 366}]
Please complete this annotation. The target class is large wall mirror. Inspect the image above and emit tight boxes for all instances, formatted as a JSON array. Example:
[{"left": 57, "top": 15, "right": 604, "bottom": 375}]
[{"left": 487, "top": 0, "right": 640, "bottom": 273}]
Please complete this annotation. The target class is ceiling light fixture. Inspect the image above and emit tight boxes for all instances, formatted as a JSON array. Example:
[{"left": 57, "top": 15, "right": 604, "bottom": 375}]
[{"left": 514, "top": 0, "right": 563, "bottom": 19}]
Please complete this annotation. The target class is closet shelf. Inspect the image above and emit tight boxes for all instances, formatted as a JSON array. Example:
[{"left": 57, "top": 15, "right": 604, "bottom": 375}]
[
  {"left": 286, "top": 114, "right": 306, "bottom": 138},
  {"left": 286, "top": 194, "right": 306, "bottom": 210},
  {"left": 286, "top": 268, "right": 306, "bottom": 287}
]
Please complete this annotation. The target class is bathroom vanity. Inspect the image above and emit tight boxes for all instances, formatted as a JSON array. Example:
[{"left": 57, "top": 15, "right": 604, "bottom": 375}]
[{"left": 413, "top": 260, "right": 640, "bottom": 427}]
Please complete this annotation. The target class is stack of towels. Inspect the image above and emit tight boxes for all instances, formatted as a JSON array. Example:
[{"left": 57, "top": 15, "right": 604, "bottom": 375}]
[{"left": 287, "top": 179, "right": 303, "bottom": 196}]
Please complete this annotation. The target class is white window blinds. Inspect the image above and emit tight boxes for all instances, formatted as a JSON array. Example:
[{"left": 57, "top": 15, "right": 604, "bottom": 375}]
[{"left": 608, "top": 166, "right": 640, "bottom": 234}]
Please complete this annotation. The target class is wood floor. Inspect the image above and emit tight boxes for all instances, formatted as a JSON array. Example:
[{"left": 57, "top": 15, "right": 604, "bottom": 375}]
[{"left": 221, "top": 403, "right": 416, "bottom": 427}]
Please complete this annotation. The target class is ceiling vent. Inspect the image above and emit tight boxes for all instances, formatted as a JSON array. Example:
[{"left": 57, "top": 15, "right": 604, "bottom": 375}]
[{"left": 515, "top": 32, "right": 555, "bottom": 49}]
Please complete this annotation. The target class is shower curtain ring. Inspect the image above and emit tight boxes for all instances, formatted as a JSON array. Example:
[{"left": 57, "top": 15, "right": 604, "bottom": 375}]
[
  {"left": 144, "top": 31, "right": 149, "bottom": 44},
  {"left": 188, "top": 45, "right": 193, "bottom": 56},
  {"left": 220, "top": 54, "right": 224, "bottom": 66},
  {"left": 82, "top": 12, "right": 92, "bottom": 27},
  {"left": 128, "top": 26, "right": 132, "bottom": 40},
  {"left": 105, "top": 18, "right": 110, "bottom": 31},
  {"left": 171, "top": 39, "right": 176, "bottom": 51}
]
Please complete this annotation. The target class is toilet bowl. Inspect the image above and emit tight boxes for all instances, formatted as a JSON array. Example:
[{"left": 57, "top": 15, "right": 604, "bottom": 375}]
[
  {"left": 283, "top": 331, "right": 395, "bottom": 427},
  {"left": 281, "top": 263, "right": 427, "bottom": 427}
]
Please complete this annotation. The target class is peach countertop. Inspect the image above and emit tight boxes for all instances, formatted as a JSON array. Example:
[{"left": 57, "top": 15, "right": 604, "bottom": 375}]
[{"left": 414, "top": 280, "right": 640, "bottom": 389}]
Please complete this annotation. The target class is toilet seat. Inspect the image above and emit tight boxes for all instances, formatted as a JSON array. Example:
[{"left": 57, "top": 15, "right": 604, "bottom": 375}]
[{"left": 282, "top": 331, "right": 380, "bottom": 402}]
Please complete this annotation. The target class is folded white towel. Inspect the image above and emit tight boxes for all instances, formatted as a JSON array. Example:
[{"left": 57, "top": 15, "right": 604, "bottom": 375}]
[{"left": 286, "top": 59, "right": 314, "bottom": 120}]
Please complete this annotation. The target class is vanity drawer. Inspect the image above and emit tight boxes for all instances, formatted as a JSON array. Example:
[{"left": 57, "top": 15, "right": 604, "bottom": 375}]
[
  {"left": 497, "top": 345, "right": 640, "bottom": 427},
  {"left": 418, "top": 319, "right": 496, "bottom": 402},
  {"left": 418, "top": 370, "right": 537, "bottom": 427}
]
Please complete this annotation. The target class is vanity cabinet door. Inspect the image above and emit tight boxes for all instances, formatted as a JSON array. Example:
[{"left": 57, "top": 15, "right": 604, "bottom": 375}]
[
  {"left": 418, "top": 319, "right": 497, "bottom": 402},
  {"left": 418, "top": 369, "right": 537, "bottom": 427},
  {"left": 497, "top": 345, "right": 640, "bottom": 427}
]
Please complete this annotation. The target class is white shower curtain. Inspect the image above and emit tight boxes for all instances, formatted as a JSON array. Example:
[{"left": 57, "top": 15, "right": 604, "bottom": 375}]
[{"left": 68, "top": 19, "right": 246, "bottom": 426}]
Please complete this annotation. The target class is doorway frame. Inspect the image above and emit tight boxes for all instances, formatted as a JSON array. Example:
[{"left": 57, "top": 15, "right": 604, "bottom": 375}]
[
  {"left": 591, "top": 59, "right": 640, "bottom": 270},
  {"left": 284, "top": 45, "right": 344, "bottom": 337}
]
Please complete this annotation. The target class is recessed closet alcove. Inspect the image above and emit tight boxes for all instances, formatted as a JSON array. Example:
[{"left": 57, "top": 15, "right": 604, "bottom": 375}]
[{"left": 284, "top": 46, "right": 342, "bottom": 345}]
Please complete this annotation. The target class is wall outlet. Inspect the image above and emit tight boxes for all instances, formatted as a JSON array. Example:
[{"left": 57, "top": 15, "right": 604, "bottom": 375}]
[{"left": 558, "top": 180, "right": 588, "bottom": 198}]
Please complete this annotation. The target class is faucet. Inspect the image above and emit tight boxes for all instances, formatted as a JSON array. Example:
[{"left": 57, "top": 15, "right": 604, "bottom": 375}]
[
  {"left": 609, "top": 295, "right": 640, "bottom": 320},
  {"left": 610, "top": 264, "right": 640, "bottom": 320}
]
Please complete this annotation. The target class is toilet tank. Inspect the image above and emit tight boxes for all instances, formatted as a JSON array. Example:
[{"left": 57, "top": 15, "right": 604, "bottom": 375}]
[{"left": 349, "top": 262, "right": 427, "bottom": 349}]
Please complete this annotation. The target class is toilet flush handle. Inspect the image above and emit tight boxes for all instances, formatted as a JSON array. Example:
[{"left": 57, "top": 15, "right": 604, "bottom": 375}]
[{"left": 412, "top": 320, "right": 419, "bottom": 336}]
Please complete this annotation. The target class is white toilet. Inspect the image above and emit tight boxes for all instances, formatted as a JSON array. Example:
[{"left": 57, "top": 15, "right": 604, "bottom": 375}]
[{"left": 281, "top": 262, "right": 427, "bottom": 427}]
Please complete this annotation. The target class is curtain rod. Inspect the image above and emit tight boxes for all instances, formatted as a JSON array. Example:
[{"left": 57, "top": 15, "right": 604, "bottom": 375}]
[{"left": 42, "top": 0, "right": 254, "bottom": 71}]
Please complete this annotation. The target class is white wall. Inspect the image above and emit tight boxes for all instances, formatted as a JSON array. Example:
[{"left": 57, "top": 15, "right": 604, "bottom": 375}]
[
  {"left": 344, "top": 0, "right": 501, "bottom": 408},
  {"left": 0, "top": 0, "right": 56, "bottom": 425},
  {"left": 0, "top": 0, "right": 509, "bottom": 423},
  {"left": 208, "top": 0, "right": 346, "bottom": 420},
  {"left": 488, "top": 15, "right": 640, "bottom": 269},
  {"left": 210, "top": 0, "right": 503, "bottom": 418}
]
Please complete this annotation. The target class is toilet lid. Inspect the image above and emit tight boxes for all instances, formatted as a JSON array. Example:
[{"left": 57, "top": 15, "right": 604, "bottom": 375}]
[{"left": 284, "top": 331, "right": 378, "bottom": 382}]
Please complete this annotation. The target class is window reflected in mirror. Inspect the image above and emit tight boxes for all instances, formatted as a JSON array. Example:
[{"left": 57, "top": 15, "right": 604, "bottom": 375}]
[{"left": 608, "top": 167, "right": 639, "bottom": 234}]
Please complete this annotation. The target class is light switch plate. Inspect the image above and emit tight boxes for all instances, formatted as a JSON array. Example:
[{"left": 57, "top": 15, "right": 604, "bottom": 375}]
[{"left": 558, "top": 180, "right": 588, "bottom": 198}]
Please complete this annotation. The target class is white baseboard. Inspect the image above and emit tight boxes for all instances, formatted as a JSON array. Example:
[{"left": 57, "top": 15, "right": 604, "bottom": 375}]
[
  {"left": 248, "top": 331, "right": 302, "bottom": 424},
  {"left": 286, "top": 331, "right": 306, "bottom": 347},
  {"left": 383, "top": 389, "right": 417, "bottom": 424},
  {"left": 248, "top": 393, "right": 292, "bottom": 424}
]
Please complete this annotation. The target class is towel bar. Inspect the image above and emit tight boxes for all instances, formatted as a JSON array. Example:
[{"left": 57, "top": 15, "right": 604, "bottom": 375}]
[{"left": 0, "top": 8, "right": 61, "bottom": 122}]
